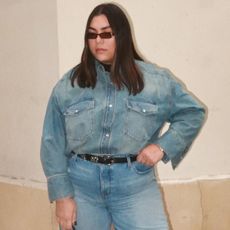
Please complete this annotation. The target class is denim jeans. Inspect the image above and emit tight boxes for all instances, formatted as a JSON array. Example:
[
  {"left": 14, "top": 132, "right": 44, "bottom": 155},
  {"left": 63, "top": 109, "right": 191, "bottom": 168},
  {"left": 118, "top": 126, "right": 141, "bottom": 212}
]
[{"left": 67, "top": 155, "right": 169, "bottom": 230}]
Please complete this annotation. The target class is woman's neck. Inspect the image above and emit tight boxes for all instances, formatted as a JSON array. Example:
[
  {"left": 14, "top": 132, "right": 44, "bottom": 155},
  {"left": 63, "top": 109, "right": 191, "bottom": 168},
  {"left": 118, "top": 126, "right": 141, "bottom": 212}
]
[{"left": 100, "top": 62, "right": 111, "bottom": 72}]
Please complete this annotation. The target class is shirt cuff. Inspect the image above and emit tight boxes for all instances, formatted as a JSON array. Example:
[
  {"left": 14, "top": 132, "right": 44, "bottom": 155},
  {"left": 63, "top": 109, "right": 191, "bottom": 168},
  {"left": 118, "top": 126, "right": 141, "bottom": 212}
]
[
  {"left": 47, "top": 174, "right": 74, "bottom": 202},
  {"left": 161, "top": 151, "right": 170, "bottom": 163},
  {"left": 155, "top": 144, "right": 170, "bottom": 164}
]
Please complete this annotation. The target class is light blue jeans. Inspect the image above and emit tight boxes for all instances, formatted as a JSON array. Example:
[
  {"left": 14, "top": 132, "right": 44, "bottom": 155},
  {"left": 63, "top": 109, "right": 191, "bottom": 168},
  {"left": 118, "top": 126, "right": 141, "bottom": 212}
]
[{"left": 67, "top": 155, "right": 169, "bottom": 230}]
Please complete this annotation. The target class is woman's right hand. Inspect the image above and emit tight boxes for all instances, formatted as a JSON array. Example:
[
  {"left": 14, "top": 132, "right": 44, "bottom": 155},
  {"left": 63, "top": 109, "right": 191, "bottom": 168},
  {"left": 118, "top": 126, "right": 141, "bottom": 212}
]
[{"left": 56, "top": 197, "right": 77, "bottom": 230}]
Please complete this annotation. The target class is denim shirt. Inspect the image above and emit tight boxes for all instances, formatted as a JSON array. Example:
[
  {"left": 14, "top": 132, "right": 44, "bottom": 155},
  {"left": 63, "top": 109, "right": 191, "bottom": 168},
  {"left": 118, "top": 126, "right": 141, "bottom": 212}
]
[{"left": 40, "top": 60, "right": 205, "bottom": 201}]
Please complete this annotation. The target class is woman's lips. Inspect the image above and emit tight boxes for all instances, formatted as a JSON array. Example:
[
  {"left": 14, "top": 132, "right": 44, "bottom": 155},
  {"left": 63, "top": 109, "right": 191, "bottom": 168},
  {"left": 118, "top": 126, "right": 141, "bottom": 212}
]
[{"left": 96, "top": 48, "right": 106, "bottom": 53}]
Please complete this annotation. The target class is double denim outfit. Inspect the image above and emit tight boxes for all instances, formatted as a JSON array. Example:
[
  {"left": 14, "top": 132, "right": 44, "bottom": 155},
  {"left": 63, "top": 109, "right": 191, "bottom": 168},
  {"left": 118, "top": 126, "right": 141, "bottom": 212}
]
[{"left": 41, "top": 60, "right": 205, "bottom": 229}]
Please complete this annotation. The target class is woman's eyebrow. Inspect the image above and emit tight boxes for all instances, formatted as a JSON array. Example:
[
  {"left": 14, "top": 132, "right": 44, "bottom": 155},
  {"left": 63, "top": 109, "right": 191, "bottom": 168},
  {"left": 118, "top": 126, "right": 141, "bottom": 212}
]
[{"left": 88, "top": 25, "right": 111, "bottom": 31}]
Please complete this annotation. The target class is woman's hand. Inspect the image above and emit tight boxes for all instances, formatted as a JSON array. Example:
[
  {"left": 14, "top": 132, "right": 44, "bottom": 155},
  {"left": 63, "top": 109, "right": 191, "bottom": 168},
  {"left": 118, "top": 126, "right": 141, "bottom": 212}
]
[
  {"left": 137, "top": 144, "right": 164, "bottom": 166},
  {"left": 56, "top": 197, "right": 77, "bottom": 230}
]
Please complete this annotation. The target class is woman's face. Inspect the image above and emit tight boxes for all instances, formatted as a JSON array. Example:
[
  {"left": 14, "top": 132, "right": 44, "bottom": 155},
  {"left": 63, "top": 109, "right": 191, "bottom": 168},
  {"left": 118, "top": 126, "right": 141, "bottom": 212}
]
[{"left": 87, "top": 14, "right": 116, "bottom": 64}]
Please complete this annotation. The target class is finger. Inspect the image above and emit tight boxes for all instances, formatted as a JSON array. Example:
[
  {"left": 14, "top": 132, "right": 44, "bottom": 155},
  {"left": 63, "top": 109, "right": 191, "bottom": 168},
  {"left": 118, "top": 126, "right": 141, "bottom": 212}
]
[
  {"left": 137, "top": 157, "right": 147, "bottom": 165},
  {"left": 73, "top": 202, "right": 77, "bottom": 219},
  {"left": 137, "top": 152, "right": 153, "bottom": 165},
  {"left": 137, "top": 156, "right": 144, "bottom": 164},
  {"left": 72, "top": 220, "right": 77, "bottom": 230},
  {"left": 72, "top": 212, "right": 77, "bottom": 226},
  {"left": 59, "top": 218, "right": 73, "bottom": 230},
  {"left": 137, "top": 154, "right": 147, "bottom": 164},
  {"left": 136, "top": 155, "right": 141, "bottom": 162},
  {"left": 137, "top": 151, "right": 144, "bottom": 161},
  {"left": 62, "top": 221, "right": 73, "bottom": 230},
  {"left": 66, "top": 220, "right": 73, "bottom": 230}
]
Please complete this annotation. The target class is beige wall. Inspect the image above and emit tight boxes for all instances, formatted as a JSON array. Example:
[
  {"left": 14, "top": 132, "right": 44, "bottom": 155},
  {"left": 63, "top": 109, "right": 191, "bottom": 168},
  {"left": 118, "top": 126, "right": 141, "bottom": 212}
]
[
  {"left": 0, "top": 0, "right": 230, "bottom": 229},
  {"left": 1, "top": 179, "right": 230, "bottom": 230}
]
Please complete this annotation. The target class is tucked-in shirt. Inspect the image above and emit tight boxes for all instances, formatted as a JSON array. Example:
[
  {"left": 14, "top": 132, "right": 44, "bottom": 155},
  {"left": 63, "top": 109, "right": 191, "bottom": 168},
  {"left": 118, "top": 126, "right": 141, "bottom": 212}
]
[{"left": 40, "top": 60, "right": 205, "bottom": 201}]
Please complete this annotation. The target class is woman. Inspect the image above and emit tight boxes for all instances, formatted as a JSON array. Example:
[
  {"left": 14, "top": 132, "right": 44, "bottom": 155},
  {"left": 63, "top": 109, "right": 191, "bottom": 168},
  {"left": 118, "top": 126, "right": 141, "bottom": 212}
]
[{"left": 41, "top": 3, "right": 205, "bottom": 230}]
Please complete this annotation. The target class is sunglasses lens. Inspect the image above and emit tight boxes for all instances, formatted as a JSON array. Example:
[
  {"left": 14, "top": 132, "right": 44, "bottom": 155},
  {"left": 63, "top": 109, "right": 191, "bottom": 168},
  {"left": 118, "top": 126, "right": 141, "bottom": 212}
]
[
  {"left": 100, "top": 32, "right": 113, "bottom": 39},
  {"left": 87, "top": 33, "right": 97, "bottom": 39}
]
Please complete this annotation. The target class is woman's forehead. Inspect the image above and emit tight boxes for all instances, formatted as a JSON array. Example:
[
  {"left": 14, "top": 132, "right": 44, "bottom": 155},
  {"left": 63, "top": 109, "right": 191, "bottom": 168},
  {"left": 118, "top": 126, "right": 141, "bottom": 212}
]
[{"left": 89, "top": 15, "right": 111, "bottom": 30}]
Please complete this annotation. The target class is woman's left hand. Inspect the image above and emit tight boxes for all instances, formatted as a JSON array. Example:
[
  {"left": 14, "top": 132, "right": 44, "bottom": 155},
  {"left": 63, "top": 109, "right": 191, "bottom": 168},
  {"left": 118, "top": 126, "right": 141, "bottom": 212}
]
[{"left": 137, "top": 144, "right": 164, "bottom": 166}]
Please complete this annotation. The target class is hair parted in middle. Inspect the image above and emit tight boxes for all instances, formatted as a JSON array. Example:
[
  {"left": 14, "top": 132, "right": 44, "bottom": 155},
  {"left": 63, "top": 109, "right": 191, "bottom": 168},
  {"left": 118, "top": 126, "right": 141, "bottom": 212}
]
[{"left": 71, "top": 3, "right": 144, "bottom": 95}]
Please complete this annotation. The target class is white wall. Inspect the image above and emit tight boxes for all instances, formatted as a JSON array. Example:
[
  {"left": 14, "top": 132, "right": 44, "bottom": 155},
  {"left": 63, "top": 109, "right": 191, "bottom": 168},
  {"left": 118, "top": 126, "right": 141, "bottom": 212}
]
[
  {"left": 0, "top": 0, "right": 59, "bottom": 187},
  {"left": 56, "top": 0, "right": 230, "bottom": 180}
]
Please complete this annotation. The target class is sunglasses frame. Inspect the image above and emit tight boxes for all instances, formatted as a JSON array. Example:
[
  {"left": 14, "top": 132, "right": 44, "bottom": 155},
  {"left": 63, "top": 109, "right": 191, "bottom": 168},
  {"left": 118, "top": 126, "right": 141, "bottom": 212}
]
[{"left": 87, "top": 32, "right": 114, "bottom": 39}]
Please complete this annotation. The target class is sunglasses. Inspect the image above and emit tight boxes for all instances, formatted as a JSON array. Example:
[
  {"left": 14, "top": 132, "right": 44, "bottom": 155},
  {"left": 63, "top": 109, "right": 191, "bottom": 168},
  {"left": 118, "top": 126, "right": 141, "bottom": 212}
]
[{"left": 87, "top": 32, "right": 114, "bottom": 39}]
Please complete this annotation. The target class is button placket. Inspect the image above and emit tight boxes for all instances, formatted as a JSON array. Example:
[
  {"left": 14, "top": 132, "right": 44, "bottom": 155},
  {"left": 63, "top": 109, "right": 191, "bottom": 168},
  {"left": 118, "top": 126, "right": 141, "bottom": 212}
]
[{"left": 100, "top": 82, "right": 116, "bottom": 153}]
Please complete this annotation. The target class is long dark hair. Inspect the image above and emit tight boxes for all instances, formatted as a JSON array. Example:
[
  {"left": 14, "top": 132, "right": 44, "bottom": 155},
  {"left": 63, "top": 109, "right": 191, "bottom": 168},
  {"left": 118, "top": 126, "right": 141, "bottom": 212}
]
[{"left": 71, "top": 3, "right": 144, "bottom": 95}]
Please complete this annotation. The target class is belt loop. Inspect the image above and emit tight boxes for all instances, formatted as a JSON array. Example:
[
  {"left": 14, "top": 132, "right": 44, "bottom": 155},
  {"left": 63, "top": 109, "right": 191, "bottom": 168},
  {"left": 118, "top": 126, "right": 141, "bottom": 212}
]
[
  {"left": 127, "top": 156, "right": 131, "bottom": 168},
  {"left": 71, "top": 151, "right": 78, "bottom": 161}
]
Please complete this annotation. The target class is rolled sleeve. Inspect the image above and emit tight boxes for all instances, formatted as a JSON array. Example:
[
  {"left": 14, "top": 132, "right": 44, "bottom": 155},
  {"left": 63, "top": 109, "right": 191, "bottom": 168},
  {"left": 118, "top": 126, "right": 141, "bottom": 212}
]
[
  {"left": 47, "top": 174, "right": 74, "bottom": 202},
  {"left": 155, "top": 78, "right": 206, "bottom": 169},
  {"left": 40, "top": 88, "right": 73, "bottom": 202}
]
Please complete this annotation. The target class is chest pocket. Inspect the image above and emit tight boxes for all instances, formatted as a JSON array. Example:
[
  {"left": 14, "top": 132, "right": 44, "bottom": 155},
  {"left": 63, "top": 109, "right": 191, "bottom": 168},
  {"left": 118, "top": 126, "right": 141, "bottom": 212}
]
[
  {"left": 124, "top": 100, "right": 158, "bottom": 141},
  {"left": 64, "top": 100, "right": 94, "bottom": 141}
]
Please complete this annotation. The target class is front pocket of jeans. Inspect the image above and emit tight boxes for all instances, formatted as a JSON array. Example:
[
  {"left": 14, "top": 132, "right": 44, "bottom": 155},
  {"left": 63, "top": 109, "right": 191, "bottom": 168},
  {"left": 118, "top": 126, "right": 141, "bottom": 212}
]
[
  {"left": 64, "top": 100, "right": 94, "bottom": 141},
  {"left": 132, "top": 161, "right": 153, "bottom": 175},
  {"left": 68, "top": 156, "right": 95, "bottom": 189},
  {"left": 68, "top": 156, "right": 93, "bottom": 175},
  {"left": 124, "top": 100, "right": 158, "bottom": 141}
]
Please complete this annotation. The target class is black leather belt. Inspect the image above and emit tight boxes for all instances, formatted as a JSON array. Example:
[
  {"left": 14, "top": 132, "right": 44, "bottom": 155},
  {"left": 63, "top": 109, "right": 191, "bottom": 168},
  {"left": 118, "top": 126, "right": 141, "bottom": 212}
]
[{"left": 75, "top": 153, "right": 137, "bottom": 165}]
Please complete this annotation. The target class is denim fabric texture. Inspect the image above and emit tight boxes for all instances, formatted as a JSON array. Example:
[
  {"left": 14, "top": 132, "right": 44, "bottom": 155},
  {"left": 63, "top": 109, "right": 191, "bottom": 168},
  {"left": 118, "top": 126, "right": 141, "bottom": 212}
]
[
  {"left": 66, "top": 155, "right": 169, "bottom": 230},
  {"left": 40, "top": 60, "right": 205, "bottom": 202}
]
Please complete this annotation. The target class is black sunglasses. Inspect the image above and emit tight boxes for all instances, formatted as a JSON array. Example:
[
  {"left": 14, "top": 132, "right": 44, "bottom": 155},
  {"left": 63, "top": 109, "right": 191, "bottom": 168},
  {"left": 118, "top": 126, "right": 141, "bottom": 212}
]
[{"left": 87, "top": 32, "right": 114, "bottom": 39}]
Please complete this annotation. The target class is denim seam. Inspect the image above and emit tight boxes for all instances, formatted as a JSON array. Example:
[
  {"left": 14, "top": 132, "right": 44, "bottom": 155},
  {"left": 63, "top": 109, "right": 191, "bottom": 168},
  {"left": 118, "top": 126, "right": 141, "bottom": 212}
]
[{"left": 47, "top": 173, "right": 68, "bottom": 180}]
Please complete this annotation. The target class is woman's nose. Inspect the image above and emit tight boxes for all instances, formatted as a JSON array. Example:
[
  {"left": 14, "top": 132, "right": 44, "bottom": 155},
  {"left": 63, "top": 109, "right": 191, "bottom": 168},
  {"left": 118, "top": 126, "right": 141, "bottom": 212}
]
[{"left": 96, "top": 36, "right": 104, "bottom": 44}]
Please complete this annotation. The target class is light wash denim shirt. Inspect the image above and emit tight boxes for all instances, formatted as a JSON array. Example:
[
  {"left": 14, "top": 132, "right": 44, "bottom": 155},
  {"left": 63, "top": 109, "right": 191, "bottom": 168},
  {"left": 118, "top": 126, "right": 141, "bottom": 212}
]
[{"left": 40, "top": 60, "right": 205, "bottom": 201}]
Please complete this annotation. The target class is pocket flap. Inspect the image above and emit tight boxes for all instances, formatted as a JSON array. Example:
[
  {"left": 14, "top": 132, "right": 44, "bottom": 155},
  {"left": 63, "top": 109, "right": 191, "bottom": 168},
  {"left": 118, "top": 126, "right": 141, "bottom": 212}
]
[
  {"left": 126, "top": 100, "right": 158, "bottom": 115},
  {"left": 64, "top": 100, "right": 94, "bottom": 115}
]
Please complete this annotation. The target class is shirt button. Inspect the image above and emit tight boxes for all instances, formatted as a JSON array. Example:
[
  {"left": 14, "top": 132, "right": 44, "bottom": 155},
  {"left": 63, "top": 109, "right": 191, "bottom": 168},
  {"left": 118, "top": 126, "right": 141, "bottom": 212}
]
[
  {"left": 109, "top": 104, "right": 113, "bottom": 108},
  {"left": 105, "top": 133, "right": 110, "bottom": 137},
  {"left": 142, "top": 109, "right": 146, "bottom": 113},
  {"left": 75, "top": 110, "right": 79, "bottom": 113}
]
